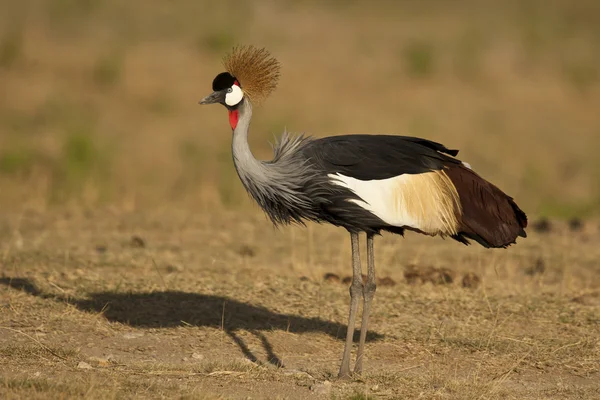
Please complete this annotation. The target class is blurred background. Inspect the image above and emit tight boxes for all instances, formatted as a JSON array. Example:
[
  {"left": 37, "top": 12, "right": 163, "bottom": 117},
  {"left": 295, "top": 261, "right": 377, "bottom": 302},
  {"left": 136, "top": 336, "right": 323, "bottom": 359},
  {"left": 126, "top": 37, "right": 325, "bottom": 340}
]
[{"left": 0, "top": 0, "right": 599, "bottom": 218}]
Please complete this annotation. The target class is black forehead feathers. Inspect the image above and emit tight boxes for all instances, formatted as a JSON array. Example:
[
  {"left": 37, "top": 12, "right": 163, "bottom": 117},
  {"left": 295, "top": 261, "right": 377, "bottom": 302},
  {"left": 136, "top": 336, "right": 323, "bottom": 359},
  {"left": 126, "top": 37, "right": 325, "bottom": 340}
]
[{"left": 212, "top": 72, "right": 237, "bottom": 91}]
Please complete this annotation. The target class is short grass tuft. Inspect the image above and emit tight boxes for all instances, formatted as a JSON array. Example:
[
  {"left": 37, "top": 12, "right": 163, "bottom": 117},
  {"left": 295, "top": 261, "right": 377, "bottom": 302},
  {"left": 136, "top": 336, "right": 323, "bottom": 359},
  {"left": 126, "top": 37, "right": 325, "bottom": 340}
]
[
  {"left": 0, "top": 146, "right": 36, "bottom": 175},
  {"left": 402, "top": 39, "right": 436, "bottom": 79},
  {"left": 92, "top": 52, "right": 123, "bottom": 88},
  {"left": 200, "top": 31, "right": 236, "bottom": 54},
  {"left": 0, "top": 30, "right": 23, "bottom": 69}
]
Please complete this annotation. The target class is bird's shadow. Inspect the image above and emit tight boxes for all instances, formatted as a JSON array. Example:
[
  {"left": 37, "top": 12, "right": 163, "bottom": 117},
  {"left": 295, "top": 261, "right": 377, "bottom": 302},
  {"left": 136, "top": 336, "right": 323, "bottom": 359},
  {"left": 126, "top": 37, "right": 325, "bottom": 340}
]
[{"left": 1, "top": 277, "right": 383, "bottom": 368}]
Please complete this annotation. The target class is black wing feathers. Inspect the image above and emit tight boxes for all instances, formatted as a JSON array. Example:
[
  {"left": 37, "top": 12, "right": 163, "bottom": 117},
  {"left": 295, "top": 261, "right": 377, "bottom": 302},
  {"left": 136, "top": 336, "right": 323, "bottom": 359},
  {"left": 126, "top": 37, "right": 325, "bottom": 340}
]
[
  {"left": 303, "top": 135, "right": 460, "bottom": 180},
  {"left": 400, "top": 136, "right": 460, "bottom": 157}
]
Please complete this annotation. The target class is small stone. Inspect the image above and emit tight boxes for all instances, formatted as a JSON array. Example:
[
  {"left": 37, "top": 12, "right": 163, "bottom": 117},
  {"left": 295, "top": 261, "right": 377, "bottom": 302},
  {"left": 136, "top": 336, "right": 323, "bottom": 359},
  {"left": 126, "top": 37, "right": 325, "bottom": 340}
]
[
  {"left": 404, "top": 265, "right": 421, "bottom": 285},
  {"left": 405, "top": 265, "right": 458, "bottom": 285},
  {"left": 341, "top": 275, "right": 367, "bottom": 285},
  {"left": 77, "top": 361, "right": 93, "bottom": 369},
  {"left": 282, "top": 369, "right": 313, "bottom": 378},
  {"left": 310, "top": 381, "right": 332, "bottom": 395},
  {"left": 435, "top": 268, "right": 455, "bottom": 285},
  {"left": 524, "top": 258, "right": 545, "bottom": 276},
  {"left": 238, "top": 245, "right": 255, "bottom": 257},
  {"left": 532, "top": 218, "right": 551, "bottom": 233},
  {"left": 377, "top": 276, "right": 396, "bottom": 287},
  {"left": 323, "top": 273, "right": 341, "bottom": 283},
  {"left": 568, "top": 218, "right": 583, "bottom": 232},
  {"left": 130, "top": 236, "right": 146, "bottom": 248},
  {"left": 165, "top": 264, "right": 183, "bottom": 273},
  {"left": 89, "top": 356, "right": 111, "bottom": 367},
  {"left": 191, "top": 352, "right": 204, "bottom": 360},
  {"left": 123, "top": 332, "right": 144, "bottom": 339},
  {"left": 462, "top": 272, "right": 481, "bottom": 289}
]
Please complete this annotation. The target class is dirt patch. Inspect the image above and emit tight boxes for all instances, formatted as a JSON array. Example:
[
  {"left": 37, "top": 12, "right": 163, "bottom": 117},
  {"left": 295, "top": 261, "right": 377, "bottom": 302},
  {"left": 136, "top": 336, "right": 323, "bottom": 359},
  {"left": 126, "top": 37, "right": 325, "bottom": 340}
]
[{"left": 1, "top": 210, "right": 599, "bottom": 399}]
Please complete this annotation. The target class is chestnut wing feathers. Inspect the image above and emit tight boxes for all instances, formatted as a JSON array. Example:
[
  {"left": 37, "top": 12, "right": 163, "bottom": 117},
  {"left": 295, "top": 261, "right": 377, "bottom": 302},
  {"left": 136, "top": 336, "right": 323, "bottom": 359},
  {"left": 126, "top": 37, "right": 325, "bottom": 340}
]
[{"left": 445, "top": 165, "right": 528, "bottom": 248}]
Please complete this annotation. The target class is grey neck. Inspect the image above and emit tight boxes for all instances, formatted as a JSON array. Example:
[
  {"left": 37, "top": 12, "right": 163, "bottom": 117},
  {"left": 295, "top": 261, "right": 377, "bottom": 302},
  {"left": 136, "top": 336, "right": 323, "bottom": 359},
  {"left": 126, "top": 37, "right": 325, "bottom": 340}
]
[
  {"left": 228, "top": 97, "right": 324, "bottom": 226},
  {"left": 231, "top": 99, "right": 268, "bottom": 185},
  {"left": 232, "top": 99, "right": 254, "bottom": 162}
]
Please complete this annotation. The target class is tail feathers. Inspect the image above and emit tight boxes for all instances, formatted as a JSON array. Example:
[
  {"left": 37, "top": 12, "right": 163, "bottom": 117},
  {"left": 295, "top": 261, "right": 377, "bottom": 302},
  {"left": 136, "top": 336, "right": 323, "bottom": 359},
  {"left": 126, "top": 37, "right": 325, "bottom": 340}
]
[{"left": 445, "top": 164, "right": 528, "bottom": 248}]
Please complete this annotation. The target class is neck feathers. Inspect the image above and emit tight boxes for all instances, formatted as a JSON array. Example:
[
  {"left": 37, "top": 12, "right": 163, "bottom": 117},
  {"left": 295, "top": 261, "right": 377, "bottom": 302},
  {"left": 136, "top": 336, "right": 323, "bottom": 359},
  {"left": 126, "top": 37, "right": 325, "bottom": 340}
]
[{"left": 231, "top": 100, "right": 321, "bottom": 225}]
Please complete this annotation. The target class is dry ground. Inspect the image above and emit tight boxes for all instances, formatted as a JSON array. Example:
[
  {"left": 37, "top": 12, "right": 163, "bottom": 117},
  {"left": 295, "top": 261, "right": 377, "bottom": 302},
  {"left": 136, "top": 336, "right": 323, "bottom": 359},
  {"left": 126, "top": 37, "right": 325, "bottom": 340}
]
[
  {"left": 1, "top": 209, "right": 599, "bottom": 399},
  {"left": 1, "top": 1, "right": 600, "bottom": 398}
]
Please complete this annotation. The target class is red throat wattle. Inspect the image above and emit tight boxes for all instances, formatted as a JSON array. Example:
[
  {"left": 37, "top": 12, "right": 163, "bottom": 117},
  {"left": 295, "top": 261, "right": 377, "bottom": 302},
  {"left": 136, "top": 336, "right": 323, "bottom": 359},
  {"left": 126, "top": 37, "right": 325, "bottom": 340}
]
[{"left": 228, "top": 110, "right": 239, "bottom": 130}]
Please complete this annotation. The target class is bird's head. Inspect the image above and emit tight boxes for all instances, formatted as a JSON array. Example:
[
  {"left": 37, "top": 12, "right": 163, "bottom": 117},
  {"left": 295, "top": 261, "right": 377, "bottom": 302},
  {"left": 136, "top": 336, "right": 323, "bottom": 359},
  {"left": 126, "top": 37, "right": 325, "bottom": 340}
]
[
  {"left": 199, "top": 71, "right": 244, "bottom": 108},
  {"left": 199, "top": 45, "right": 281, "bottom": 129}
]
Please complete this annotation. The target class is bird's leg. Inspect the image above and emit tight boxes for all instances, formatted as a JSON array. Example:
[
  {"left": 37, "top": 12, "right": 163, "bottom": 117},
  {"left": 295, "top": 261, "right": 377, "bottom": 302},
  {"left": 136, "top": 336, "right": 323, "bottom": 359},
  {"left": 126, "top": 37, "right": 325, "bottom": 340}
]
[
  {"left": 354, "top": 232, "right": 377, "bottom": 375},
  {"left": 338, "top": 231, "right": 363, "bottom": 379}
]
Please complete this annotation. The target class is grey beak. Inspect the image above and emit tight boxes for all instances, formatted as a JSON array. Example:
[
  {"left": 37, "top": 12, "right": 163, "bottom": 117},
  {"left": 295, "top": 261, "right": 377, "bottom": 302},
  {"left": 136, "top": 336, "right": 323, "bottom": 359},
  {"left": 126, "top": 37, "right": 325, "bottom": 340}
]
[{"left": 199, "top": 91, "right": 221, "bottom": 105}]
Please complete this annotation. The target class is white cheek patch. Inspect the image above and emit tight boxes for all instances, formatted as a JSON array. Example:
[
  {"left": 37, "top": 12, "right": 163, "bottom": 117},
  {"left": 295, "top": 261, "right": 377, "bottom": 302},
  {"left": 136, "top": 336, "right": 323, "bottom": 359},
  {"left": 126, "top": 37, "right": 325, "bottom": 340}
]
[{"left": 225, "top": 85, "right": 244, "bottom": 106}]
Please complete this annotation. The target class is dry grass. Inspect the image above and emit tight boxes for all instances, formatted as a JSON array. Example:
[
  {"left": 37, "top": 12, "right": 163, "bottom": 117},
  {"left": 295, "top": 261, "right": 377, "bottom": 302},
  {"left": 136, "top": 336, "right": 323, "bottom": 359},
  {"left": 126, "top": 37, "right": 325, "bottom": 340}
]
[
  {"left": 1, "top": 209, "right": 599, "bottom": 399},
  {"left": 1, "top": 1, "right": 599, "bottom": 398}
]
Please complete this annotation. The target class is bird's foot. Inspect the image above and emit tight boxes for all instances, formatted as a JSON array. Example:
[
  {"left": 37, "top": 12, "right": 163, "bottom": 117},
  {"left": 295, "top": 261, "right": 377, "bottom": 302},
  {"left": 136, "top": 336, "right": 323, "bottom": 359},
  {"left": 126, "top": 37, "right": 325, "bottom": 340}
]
[{"left": 338, "top": 365, "right": 352, "bottom": 380}]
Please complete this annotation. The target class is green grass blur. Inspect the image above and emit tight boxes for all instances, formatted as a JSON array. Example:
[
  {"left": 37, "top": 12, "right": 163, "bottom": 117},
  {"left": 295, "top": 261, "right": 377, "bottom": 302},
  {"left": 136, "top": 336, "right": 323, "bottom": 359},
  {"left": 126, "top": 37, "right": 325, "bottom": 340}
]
[{"left": 0, "top": 0, "right": 599, "bottom": 217}]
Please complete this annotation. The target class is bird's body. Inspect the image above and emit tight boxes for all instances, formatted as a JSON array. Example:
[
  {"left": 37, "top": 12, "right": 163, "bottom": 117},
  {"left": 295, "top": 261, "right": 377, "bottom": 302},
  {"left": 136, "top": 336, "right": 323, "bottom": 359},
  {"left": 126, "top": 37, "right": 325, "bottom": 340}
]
[
  {"left": 233, "top": 99, "right": 526, "bottom": 248},
  {"left": 200, "top": 45, "right": 528, "bottom": 378}
]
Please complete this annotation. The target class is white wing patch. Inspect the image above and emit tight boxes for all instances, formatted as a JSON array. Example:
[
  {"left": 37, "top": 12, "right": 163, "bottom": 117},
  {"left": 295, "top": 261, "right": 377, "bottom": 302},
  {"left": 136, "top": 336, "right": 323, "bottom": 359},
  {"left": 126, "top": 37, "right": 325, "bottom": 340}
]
[{"left": 329, "top": 171, "right": 462, "bottom": 235}]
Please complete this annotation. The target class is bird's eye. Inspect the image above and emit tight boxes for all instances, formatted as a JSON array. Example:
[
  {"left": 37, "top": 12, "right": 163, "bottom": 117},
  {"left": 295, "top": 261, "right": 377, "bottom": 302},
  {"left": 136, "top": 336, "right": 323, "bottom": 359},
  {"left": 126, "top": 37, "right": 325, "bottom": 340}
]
[{"left": 227, "top": 88, "right": 233, "bottom": 93}]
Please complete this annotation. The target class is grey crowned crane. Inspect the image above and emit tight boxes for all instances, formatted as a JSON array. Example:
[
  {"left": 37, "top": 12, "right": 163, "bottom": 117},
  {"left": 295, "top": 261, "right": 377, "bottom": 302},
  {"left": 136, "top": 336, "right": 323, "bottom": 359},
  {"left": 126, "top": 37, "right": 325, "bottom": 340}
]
[{"left": 199, "top": 46, "right": 528, "bottom": 378}]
